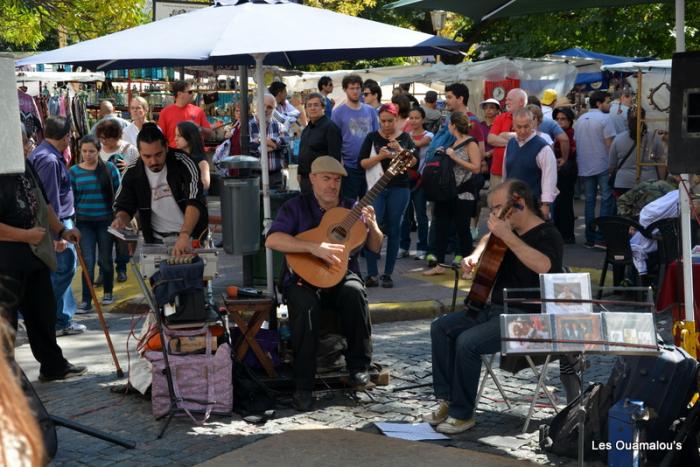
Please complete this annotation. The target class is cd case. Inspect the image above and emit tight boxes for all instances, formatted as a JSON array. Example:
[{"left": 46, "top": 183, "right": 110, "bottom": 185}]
[
  {"left": 602, "top": 312, "right": 657, "bottom": 353},
  {"left": 539, "top": 272, "right": 593, "bottom": 314}
]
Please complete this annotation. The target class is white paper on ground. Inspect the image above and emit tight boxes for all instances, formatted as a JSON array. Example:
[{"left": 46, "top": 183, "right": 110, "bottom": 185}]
[{"left": 374, "top": 422, "right": 449, "bottom": 441}]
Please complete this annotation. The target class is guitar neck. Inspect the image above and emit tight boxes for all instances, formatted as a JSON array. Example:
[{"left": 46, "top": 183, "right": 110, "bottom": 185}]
[{"left": 342, "top": 165, "right": 398, "bottom": 227}]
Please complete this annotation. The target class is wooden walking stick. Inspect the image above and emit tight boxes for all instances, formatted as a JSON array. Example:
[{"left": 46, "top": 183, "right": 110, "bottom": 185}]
[{"left": 75, "top": 244, "right": 124, "bottom": 378}]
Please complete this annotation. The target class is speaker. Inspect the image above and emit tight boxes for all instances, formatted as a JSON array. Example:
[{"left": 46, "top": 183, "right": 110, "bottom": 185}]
[{"left": 668, "top": 51, "right": 700, "bottom": 173}]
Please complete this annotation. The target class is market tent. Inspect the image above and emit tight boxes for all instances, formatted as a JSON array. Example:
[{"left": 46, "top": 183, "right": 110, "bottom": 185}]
[
  {"left": 15, "top": 71, "right": 106, "bottom": 82},
  {"left": 17, "top": 0, "right": 467, "bottom": 295},
  {"left": 379, "top": 57, "right": 578, "bottom": 116},
  {"left": 385, "top": 0, "right": 675, "bottom": 22}
]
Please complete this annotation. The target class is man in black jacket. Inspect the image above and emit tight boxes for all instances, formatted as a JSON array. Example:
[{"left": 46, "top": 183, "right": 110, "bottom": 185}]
[
  {"left": 111, "top": 123, "right": 208, "bottom": 256},
  {"left": 297, "top": 93, "right": 342, "bottom": 193}
]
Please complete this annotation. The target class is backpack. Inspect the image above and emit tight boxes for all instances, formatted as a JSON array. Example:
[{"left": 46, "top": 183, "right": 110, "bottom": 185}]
[{"left": 422, "top": 138, "right": 474, "bottom": 202}]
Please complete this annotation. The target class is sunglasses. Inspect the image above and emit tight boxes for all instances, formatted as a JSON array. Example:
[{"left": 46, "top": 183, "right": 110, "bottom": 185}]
[{"left": 363, "top": 92, "right": 372, "bottom": 97}]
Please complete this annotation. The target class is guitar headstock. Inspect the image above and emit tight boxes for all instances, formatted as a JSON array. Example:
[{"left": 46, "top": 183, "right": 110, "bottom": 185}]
[{"left": 387, "top": 148, "right": 415, "bottom": 176}]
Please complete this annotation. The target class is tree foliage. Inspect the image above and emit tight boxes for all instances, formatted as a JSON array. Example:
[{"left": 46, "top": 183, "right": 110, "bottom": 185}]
[
  {"left": 1, "top": 0, "right": 149, "bottom": 50},
  {"left": 453, "top": 2, "right": 700, "bottom": 59}
]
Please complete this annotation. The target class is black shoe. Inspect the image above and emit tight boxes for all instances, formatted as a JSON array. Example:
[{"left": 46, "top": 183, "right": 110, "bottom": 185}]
[
  {"left": 39, "top": 363, "right": 87, "bottom": 382},
  {"left": 293, "top": 389, "right": 314, "bottom": 411},
  {"left": 380, "top": 275, "right": 393, "bottom": 288},
  {"left": 365, "top": 276, "right": 379, "bottom": 287},
  {"left": 349, "top": 371, "right": 369, "bottom": 387},
  {"left": 117, "top": 271, "right": 127, "bottom": 282}
]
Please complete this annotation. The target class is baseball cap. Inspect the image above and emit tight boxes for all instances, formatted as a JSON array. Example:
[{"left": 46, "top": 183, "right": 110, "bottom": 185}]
[
  {"left": 541, "top": 89, "right": 558, "bottom": 106},
  {"left": 480, "top": 98, "right": 501, "bottom": 109},
  {"left": 311, "top": 156, "right": 347, "bottom": 176}
]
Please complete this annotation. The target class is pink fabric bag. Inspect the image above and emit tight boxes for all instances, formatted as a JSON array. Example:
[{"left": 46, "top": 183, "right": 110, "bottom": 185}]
[{"left": 146, "top": 326, "right": 233, "bottom": 421}]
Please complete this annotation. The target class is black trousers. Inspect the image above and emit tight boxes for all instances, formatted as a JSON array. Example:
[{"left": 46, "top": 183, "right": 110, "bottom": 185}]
[
  {"left": 554, "top": 172, "right": 577, "bottom": 242},
  {"left": 285, "top": 272, "right": 372, "bottom": 390},
  {"left": 434, "top": 198, "right": 474, "bottom": 263},
  {"left": 0, "top": 259, "right": 69, "bottom": 377}
]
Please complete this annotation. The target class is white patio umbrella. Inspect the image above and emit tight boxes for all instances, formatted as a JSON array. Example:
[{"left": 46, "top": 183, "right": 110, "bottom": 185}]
[{"left": 17, "top": 0, "right": 467, "bottom": 294}]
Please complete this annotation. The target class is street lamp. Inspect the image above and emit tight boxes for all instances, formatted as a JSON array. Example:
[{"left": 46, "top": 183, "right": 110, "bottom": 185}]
[{"left": 430, "top": 10, "right": 447, "bottom": 34}]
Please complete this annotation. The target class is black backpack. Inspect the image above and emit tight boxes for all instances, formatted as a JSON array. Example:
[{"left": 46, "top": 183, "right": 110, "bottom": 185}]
[{"left": 422, "top": 138, "right": 474, "bottom": 202}]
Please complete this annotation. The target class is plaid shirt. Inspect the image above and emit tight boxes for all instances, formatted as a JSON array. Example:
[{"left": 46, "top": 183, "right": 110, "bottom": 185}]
[{"left": 249, "top": 118, "right": 286, "bottom": 172}]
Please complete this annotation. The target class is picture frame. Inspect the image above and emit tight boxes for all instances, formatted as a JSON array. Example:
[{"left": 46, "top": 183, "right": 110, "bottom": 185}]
[
  {"left": 500, "top": 314, "right": 554, "bottom": 354},
  {"left": 602, "top": 312, "right": 657, "bottom": 353},
  {"left": 539, "top": 273, "right": 593, "bottom": 314},
  {"left": 553, "top": 313, "right": 605, "bottom": 352}
]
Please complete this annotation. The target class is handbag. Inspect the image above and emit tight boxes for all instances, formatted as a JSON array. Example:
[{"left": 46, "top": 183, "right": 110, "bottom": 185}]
[
  {"left": 365, "top": 143, "right": 384, "bottom": 189},
  {"left": 608, "top": 144, "right": 636, "bottom": 189}
]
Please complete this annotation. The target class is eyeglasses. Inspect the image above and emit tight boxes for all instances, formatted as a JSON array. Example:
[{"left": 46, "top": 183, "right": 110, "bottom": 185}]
[{"left": 305, "top": 102, "right": 322, "bottom": 108}]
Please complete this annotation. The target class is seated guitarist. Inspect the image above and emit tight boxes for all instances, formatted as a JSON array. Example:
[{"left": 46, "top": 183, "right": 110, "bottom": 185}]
[
  {"left": 422, "top": 179, "right": 564, "bottom": 434},
  {"left": 265, "top": 156, "right": 383, "bottom": 411}
]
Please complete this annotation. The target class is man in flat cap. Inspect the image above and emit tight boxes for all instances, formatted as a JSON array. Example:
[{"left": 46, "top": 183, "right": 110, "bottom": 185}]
[{"left": 266, "top": 156, "right": 382, "bottom": 411}]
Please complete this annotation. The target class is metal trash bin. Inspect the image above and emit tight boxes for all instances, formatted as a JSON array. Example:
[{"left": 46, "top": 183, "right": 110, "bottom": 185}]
[{"left": 219, "top": 156, "right": 261, "bottom": 255}]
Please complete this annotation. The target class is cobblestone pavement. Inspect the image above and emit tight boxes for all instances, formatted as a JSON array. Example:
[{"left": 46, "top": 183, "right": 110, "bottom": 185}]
[{"left": 16, "top": 315, "right": 635, "bottom": 467}]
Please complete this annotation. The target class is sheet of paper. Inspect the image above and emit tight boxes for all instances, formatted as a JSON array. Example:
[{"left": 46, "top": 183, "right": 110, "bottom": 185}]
[{"left": 375, "top": 422, "right": 449, "bottom": 441}]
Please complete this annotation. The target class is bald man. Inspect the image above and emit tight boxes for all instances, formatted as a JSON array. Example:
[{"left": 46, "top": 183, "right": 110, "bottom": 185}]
[
  {"left": 249, "top": 94, "right": 288, "bottom": 189},
  {"left": 90, "top": 100, "right": 129, "bottom": 135},
  {"left": 487, "top": 88, "right": 528, "bottom": 188}
]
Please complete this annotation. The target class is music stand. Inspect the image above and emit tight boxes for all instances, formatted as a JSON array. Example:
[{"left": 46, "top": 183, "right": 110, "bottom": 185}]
[{"left": 502, "top": 286, "right": 658, "bottom": 467}]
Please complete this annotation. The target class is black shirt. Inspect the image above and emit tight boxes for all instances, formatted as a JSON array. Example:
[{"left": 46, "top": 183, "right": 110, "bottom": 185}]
[
  {"left": 298, "top": 116, "right": 342, "bottom": 177},
  {"left": 359, "top": 131, "right": 416, "bottom": 189},
  {"left": 491, "top": 221, "right": 564, "bottom": 308}
]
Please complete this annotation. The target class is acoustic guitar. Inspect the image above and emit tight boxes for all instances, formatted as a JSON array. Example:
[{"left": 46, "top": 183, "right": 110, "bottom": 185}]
[
  {"left": 286, "top": 149, "right": 415, "bottom": 288},
  {"left": 463, "top": 197, "right": 517, "bottom": 316}
]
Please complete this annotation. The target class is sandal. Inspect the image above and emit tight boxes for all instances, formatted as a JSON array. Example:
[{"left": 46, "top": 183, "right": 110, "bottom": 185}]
[{"left": 422, "top": 265, "right": 446, "bottom": 276}]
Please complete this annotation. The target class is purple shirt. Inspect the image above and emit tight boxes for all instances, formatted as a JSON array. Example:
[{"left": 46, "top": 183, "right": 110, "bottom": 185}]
[
  {"left": 28, "top": 140, "right": 75, "bottom": 219},
  {"left": 268, "top": 193, "right": 360, "bottom": 287},
  {"left": 331, "top": 103, "right": 379, "bottom": 169}
]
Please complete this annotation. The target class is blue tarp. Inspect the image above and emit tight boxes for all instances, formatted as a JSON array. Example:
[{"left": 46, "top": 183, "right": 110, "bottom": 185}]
[{"left": 551, "top": 47, "right": 650, "bottom": 85}]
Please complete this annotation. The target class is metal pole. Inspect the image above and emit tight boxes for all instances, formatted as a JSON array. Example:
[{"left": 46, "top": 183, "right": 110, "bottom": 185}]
[
  {"left": 239, "top": 65, "right": 253, "bottom": 287},
  {"left": 254, "top": 54, "right": 275, "bottom": 296}
]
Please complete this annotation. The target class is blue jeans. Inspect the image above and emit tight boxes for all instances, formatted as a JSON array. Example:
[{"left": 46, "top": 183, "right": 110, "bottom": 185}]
[
  {"left": 53, "top": 219, "right": 78, "bottom": 330},
  {"left": 582, "top": 171, "right": 616, "bottom": 243},
  {"left": 341, "top": 165, "right": 367, "bottom": 201},
  {"left": 366, "top": 187, "right": 410, "bottom": 277},
  {"left": 430, "top": 306, "right": 502, "bottom": 420},
  {"left": 77, "top": 220, "right": 114, "bottom": 306},
  {"left": 400, "top": 183, "right": 429, "bottom": 252}
]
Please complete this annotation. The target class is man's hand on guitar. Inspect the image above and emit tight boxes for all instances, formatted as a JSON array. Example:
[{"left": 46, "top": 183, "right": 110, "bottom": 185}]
[
  {"left": 312, "top": 242, "right": 345, "bottom": 269},
  {"left": 361, "top": 206, "right": 379, "bottom": 230},
  {"left": 487, "top": 212, "right": 512, "bottom": 240},
  {"left": 460, "top": 255, "right": 478, "bottom": 278}
]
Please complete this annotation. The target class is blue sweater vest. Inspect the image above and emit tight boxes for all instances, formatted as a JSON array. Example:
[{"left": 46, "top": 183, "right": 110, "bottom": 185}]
[{"left": 505, "top": 135, "right": 547, "bottom": 200}]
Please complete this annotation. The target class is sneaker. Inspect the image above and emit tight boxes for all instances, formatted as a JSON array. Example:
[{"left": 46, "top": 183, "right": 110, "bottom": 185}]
[
  {"left": 397, "top": 248, "right": 409, "bottom": 258},
  {"left": 117, "top": 271, "right": 128, "bottom": 283},
  {"left": 426, "top": 254, "right": 438, "bottom": 267},
  {"left": 594, "top": 242, "right": 607, "bottom": 250},
  {"left": 75, "top": 302, "right": 92, "bottom": 314},
  {"left": 38, "top": 363, "right": 87, "bottom": 382},
  {"left": 583, "top": 241, "right": 595, "bottom": 249},
  {"left": 422, "top": 401, "right": 449, "bottom": 426},
  {"left": 56, "top": 322, "right": 87, "bottom": 336},
  {"left": 414, "top": 250, "right": 427, "bottom": 261},
  {"left": 365, "top": 276, "right": 379, "bottom": 287},
  {"left": 102, "top": 293, "right": 114, "bottom": 305},
  {"left": 435, "top": 416, "right": 476, "bottom": 434},
  {"left": 380, "top": 275, "right": 393, "bottom": 288},
  {"left": 452, "top": 255, "right": 463, "bottom": 267}
]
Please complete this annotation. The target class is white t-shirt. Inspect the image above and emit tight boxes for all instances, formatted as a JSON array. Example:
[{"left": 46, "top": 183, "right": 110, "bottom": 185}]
[
  {"left": 145, "top": 165, "right": 184, "bottom": 236},
  {"left": 123, "top": 122, "right": 141, "bottom": 147},
  {"left": 100, "top": 140, "right": 140, "bottom": 166}
]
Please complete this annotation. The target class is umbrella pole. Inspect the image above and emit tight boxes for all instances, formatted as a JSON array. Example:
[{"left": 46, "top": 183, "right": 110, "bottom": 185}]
[{"left": 254, "top": 54, "right": 275, "bottom": 296}]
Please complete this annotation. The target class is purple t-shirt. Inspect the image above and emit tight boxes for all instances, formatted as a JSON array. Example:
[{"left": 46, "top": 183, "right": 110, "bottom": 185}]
[
  {"left": 331, "top": 103, "right": 379, "bottom": 169},
  {"left": 268, "top": 193, "right": 361, "bottom": 287}
]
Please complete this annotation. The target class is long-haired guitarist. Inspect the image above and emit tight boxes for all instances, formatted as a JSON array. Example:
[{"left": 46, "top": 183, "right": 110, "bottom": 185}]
[
  {"left": 265, "top": 156, "right": 383, "bottom": 412},
  {"left": 422, "top": 179, "right": 564, "bottom": 434}
]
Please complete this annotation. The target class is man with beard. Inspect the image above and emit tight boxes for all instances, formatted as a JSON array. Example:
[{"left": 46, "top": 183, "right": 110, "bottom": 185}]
[{"left": 111, "top": 123, "right": 207, "bottom": 256}]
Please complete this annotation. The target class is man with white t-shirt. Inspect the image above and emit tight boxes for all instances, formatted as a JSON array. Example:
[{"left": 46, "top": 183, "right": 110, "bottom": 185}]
[{"left": 111, "top": 123, "right": 208, "bottom": 256}]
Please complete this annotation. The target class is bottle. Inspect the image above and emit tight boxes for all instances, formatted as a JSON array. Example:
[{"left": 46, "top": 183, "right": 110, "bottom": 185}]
[{"left": 277, "top": 305, "right": 291, "bottom": 363}]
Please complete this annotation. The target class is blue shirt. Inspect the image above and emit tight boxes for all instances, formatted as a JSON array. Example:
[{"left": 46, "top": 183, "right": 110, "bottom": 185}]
[
  {"left": 423, "top": 120, "right": 455, "bottom": 166},
  {"left": 249, "top": 118, "right": 286, "bottom": 172},
  {"left": 70, "top": 163, "right": 121, "bottom": 221},
  {"left": 331, "top": 103, "right": 379, "bottom": 169},
  {"left": 574, "top": 109, "right": 617, "bottom": 177},
  {"left": 538, "top": 118, "right": 564, "bottom": 140},
  {"left": 28, "top": 141, "right": 75, "bottom": 219},
  {"left": 323, "top": 95, "right": 333, "bottom": 119}
]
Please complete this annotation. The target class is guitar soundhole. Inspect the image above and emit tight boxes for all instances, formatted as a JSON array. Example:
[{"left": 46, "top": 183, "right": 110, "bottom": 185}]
[{"left": 330, "top": 226, "right": 347, "bottom": 242}]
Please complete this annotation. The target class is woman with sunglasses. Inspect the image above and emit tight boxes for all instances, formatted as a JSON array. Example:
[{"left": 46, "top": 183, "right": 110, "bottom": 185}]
[{"left": 552, "top": 107, "right": 578, "bottom": 244}]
